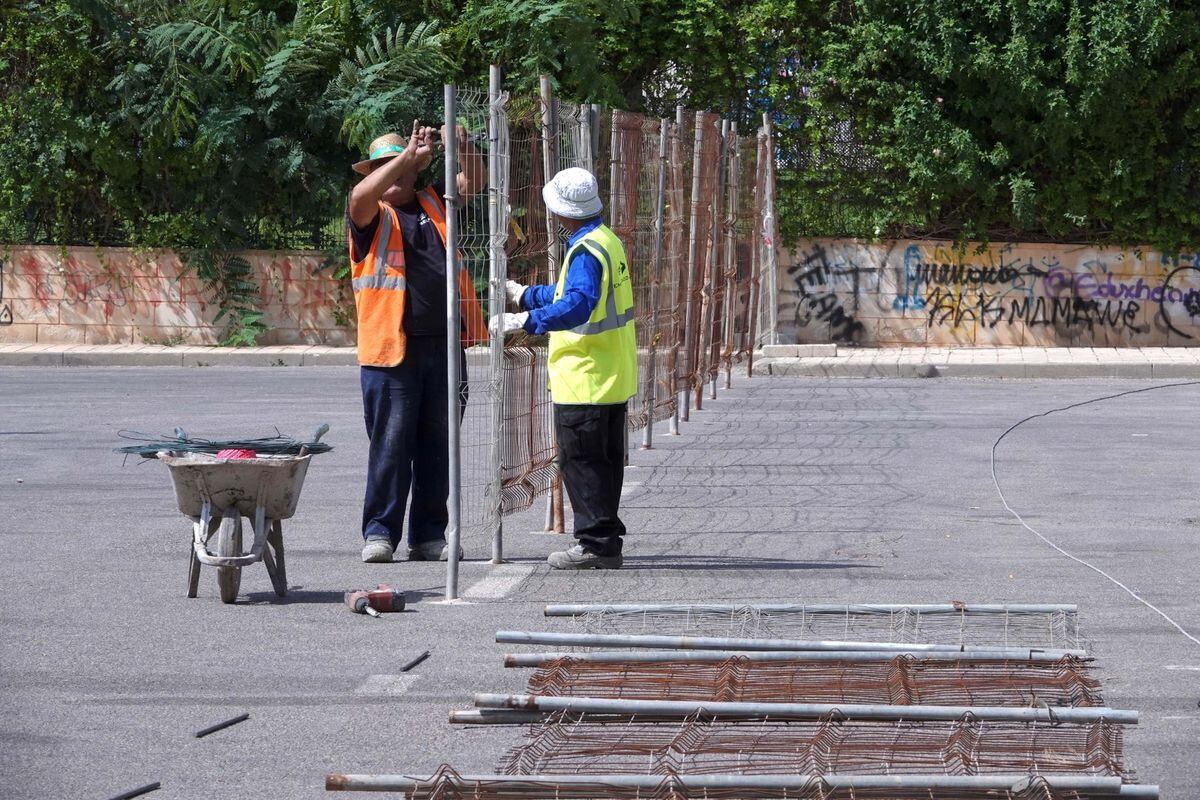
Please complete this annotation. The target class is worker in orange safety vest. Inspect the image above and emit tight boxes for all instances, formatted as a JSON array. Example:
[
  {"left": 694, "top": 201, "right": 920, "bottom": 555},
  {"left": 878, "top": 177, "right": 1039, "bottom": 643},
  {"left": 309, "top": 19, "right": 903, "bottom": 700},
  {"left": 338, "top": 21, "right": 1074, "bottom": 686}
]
[{"left": 347, "top": 120, "right": 486, "bottom": 564}]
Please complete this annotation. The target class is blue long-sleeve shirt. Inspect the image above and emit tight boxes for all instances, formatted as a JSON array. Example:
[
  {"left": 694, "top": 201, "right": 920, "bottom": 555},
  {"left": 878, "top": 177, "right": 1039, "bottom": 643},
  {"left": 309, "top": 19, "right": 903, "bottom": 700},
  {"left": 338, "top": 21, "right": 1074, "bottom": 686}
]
[{"left": 520, "top": 217, "right": 603, "bottom": 334}]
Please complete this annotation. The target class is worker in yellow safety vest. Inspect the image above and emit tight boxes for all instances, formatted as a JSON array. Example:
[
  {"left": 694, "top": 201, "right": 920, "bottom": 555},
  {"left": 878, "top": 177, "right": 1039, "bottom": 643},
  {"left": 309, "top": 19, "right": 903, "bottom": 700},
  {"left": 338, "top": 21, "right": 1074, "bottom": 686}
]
[
  {"left": 490, "top": 168, "right": 637, "bottom": 569},
  {"left": 348, "top": 121, "right": 486, "bottom": 564}
]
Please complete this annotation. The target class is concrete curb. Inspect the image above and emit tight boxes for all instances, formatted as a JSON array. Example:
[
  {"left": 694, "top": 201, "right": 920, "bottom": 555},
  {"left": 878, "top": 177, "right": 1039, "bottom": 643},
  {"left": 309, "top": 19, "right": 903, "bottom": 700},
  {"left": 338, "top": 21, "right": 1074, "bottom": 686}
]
[
  {"left": 760, "top": 357, "right": 1200, "bottom": 380},
  {"left": 5, "top": 345, "right": 1200, "bottom": 379}
]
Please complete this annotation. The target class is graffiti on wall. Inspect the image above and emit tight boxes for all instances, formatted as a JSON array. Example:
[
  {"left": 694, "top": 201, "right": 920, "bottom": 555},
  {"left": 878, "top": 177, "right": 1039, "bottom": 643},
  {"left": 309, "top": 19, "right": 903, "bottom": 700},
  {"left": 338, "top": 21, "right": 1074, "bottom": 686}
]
[
  {"left": 0, "top": 246, "right": 353, "bottom": 346},
  {"left": 779, "top": 239, "right": 1200, "bottom": 346},
  {"left": 0, "top": 257, "right": 12, "bottom": 325}
]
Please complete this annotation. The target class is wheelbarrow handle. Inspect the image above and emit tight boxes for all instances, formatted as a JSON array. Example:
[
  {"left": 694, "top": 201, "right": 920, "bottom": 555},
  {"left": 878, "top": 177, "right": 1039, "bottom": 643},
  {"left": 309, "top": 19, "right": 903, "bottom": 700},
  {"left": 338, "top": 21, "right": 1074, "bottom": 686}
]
[{"left": 310, "top": 423, "right": 330, "bottom": 444}]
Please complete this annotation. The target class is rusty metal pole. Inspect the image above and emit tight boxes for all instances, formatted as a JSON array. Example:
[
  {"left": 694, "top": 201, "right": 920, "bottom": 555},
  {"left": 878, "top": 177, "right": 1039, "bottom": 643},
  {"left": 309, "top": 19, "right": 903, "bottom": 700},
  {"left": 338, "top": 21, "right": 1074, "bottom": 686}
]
[
  {"left": 642, "top": 118, "right": 668, "bottom": 449},
  {"left": 697, "top": 119, "right": 728, "bottom": 409}
]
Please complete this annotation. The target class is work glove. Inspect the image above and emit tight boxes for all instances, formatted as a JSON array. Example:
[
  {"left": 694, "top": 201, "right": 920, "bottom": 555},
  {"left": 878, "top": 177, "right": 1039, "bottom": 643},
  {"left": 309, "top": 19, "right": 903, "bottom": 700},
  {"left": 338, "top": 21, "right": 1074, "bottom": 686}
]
[
  {"left": 489, "top": 311, "right": 529, "bottom": 336},
  {"left": 505, "top": 279, "right": 528, "bottom": 306}
]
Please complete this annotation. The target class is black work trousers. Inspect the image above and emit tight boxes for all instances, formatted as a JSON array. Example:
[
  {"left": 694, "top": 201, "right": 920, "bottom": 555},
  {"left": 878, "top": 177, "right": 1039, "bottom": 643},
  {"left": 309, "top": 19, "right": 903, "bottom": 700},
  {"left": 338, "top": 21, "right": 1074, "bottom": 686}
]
[{"left": 554, "top": 402, "right": 627, "bottom": 556}]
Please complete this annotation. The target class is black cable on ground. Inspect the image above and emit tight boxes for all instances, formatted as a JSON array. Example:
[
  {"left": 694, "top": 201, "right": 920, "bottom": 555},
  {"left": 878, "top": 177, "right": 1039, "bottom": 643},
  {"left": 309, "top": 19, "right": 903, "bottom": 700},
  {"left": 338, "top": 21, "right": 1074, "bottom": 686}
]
[{"left": 990, "top": 380, "right": 1200, "bottom": 648}]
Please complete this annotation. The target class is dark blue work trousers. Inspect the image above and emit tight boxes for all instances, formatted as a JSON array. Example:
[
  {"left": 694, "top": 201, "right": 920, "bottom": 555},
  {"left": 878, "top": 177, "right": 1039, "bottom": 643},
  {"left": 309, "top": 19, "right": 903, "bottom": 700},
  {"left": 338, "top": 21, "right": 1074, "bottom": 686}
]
[{"left": 361, "top": 337, "right": 467, "bottom": 548}]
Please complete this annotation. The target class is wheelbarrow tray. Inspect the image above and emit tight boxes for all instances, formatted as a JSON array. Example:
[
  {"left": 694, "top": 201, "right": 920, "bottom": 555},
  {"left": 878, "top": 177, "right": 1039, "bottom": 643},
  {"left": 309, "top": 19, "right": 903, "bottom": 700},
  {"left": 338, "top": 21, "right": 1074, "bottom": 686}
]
[{"left": 158, "top": 453, "right": 312, "bottom": 520}]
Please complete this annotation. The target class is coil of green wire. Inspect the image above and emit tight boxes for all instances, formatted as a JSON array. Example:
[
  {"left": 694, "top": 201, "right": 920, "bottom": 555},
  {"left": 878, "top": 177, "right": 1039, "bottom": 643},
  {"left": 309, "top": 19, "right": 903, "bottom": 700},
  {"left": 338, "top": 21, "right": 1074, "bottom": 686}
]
[{"left": 116, "top": 424, "right": 332, "bottom": 458}]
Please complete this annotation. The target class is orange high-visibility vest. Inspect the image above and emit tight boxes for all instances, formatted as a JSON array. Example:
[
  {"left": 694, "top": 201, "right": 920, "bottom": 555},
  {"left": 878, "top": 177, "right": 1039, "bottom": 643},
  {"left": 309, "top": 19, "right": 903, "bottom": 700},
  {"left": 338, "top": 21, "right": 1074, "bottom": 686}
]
[{"left": 350, "top": 186, "right": 487, "bottom": 367}]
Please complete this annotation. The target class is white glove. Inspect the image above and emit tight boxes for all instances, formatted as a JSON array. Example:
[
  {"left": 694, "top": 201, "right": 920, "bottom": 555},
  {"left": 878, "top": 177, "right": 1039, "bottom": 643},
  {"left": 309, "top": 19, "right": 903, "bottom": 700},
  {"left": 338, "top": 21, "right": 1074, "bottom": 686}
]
[
  {"left": 488, "top": 311, "right": 529, "bottom": 336},
  {"left": 505, "top": 279, "right": 528, "bottom": 306}
]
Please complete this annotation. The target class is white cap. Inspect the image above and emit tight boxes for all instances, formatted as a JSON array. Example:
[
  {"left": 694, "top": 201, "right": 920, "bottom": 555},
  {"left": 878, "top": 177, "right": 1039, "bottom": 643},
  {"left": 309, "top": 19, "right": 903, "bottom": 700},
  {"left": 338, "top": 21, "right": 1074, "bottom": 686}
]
[{"left": 542, "top": 167, "right": 603, "bottom": 219}]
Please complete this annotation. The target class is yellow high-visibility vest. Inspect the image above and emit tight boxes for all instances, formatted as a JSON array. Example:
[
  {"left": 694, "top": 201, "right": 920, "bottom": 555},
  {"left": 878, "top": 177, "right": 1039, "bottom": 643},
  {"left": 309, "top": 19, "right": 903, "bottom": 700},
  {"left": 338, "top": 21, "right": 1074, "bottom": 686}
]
[{"left": 547, "top": 224, "right": 638, "bottom": 404}]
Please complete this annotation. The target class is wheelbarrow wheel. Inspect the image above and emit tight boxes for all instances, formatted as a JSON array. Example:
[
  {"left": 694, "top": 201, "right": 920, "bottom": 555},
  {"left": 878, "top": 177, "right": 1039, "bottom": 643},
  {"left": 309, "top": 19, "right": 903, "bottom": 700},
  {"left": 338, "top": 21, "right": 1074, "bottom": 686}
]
[{"left": 216, "top": 514, "right": 243, "bottom": 604}]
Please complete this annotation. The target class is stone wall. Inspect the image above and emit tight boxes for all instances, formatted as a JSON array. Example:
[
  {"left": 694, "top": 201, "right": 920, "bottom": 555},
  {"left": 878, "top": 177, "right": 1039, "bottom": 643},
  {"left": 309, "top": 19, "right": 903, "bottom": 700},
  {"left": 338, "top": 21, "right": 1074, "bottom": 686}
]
[
  {"left": 777, "top": 239, "right": 1200, "bottom": 347},
  {"left": 0, "top": 246, "right": 353, "bottom": 345}
]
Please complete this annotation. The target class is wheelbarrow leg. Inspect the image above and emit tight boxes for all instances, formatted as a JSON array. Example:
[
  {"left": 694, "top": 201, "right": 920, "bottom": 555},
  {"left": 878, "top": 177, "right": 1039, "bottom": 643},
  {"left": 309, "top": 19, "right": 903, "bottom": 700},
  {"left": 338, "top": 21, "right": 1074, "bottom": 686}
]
[
  {"left": 188, "top": 504, "right": 218, "bottom": 599},
  {"left": 263, "top": 519, "right": 287, "bottom": 598},
  {"left": 187, "top": 523, "right": 202, "bottom": 599}
]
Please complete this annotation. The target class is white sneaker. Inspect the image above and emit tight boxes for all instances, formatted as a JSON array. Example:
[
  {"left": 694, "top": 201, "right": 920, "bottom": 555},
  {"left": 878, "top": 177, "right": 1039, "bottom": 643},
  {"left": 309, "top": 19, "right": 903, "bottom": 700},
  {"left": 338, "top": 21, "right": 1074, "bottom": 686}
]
[{"left": 361, "top": 539, "right": 394, "bottom": 563}]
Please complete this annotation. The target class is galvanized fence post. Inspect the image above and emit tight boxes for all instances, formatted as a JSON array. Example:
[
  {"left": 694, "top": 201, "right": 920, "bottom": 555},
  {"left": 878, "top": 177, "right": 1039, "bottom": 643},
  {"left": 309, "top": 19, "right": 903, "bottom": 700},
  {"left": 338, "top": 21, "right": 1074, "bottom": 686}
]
[
  {"left": 723, "top": 121, "right": 739, "bottom": 391},
  {"left": 487, "top": 65, "right": 506, "bottom": 564},
  {"left": 443, "top": 84, "right": 463, "bottom": 600},
  {"left": 746, "top": 123, "right": 765, "bottom": 376},
  {"left": 669, "top": 105, "right": 685, "bottom": 436},
  {"left": 642, "top": 118, "right": 668, "bottom": 450},
  {"left": 539, "top": 76, "right": 566, "bottom": 534},
  {"left": 762, "top": 112, "right": 779, "bottom": 346}
]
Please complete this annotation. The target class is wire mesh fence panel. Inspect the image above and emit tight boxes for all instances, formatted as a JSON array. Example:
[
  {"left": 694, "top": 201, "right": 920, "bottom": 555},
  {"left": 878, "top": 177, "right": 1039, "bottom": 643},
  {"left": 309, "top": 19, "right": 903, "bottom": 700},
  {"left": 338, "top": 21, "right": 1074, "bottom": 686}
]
[
  {"left": 393, "top": 764, "right": 1127, "bottom": 800},
  {"left": 496, "top": 95, "right": 558, "bottom": 515},
  {"left": 497, "top": 712, "right": 1129, "bottom": 780},
  {"left": 558, "top": 606, "right": 1084, "bottom": 650},
  {"left": 522, "top": 654, "right": 1104, "bottom": 707},
  {"left": 453, "top": 87, "right": 502, "bottom": 542},
  {"left": 607, "top": 110, "right": 664, "bottom": 432}
]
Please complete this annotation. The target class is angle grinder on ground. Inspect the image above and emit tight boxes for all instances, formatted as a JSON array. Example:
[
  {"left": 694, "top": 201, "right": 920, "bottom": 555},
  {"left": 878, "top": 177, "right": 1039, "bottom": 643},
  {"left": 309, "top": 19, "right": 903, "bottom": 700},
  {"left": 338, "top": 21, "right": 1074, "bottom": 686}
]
[{"left": 345, "top": 584, "right": 407, "bottom": 618}]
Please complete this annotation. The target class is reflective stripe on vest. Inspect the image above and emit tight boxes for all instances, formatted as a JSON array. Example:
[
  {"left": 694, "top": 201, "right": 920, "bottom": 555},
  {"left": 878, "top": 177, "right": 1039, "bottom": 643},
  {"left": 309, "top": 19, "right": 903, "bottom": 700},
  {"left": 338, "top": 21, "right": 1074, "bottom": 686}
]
[
  {"left": 351, "top": 208, "right": 405, "bottom": 291},
  {"left": 567, "top": 241, "right": 635, "bottom": 335}
]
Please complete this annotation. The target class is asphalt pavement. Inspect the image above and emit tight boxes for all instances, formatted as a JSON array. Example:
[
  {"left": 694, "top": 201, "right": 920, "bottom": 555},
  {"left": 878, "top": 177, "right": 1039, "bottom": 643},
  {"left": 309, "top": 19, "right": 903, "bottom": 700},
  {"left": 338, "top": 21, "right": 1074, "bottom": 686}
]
[{"left": 1, "top": 367, "right": 1198, "bottom": 798}]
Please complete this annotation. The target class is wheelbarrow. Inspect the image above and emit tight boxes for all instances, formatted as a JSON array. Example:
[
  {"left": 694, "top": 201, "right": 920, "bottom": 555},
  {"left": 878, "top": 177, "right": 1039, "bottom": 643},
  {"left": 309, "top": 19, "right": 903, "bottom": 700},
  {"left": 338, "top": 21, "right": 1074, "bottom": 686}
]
[{"left": 158, "top": 452, "right": 312, "bottom": 603}]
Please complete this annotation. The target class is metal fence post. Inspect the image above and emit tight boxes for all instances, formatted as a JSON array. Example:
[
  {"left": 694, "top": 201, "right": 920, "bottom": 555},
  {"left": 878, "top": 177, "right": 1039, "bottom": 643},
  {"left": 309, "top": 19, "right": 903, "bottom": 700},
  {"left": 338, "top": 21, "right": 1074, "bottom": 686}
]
[
  {"left": 669, "top": 105, "right": 685, "bottom": 435},
  {"left": 487, "top": 65, "right": 506, "bottom": 564},
  {"left": 680, "top": 115, "right": 705, "bottom": 423},
  {"left": 746, "top": 122, "right": 765, "bottom": 376},
  {"left": 723, "top": 121, "right": 739, "bottom": 391},
  {"left": 697, "top": 119, "right": 728, "bottom": 409},
  {"left": 539, "top": 76, "right": 566, "bottom": 534},
  {"left": 762, "top": 112, "right": 779, "bottom": 346},
  {"left": 443, "top": 84, "right": 462, "bottom": 600},
  {"left": 642, "top": 118, "right": 668, "bottom": 450}
]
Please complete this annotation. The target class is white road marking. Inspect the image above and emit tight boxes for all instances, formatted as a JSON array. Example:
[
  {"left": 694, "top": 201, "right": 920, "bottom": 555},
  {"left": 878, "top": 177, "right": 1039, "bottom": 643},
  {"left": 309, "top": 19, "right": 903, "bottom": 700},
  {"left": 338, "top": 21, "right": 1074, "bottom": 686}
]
[
  {"left": 463, "top": 563, "right": 536, "bottom": 599},
  {"left": 621, "top": 481, "right": 643, "bottom": 495},
  {"left": 1164, "top": 665, "right": 1200, "bottom": 671},
  {"left": 355, "top": 674, "right": 418, "bottom": 696}
]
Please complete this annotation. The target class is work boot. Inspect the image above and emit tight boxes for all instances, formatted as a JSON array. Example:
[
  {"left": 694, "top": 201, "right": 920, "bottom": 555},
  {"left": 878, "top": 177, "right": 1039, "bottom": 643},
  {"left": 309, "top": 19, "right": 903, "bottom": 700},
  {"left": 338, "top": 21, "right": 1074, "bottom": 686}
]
[
  {"left": 361, "top": 538, "right": 394, "bottom": 563},
  {"left": 547, "top": 545, "right": 622, "bottom": 570},
  {"left": 407, "top": 540, "right": 464, "bottom": 562}
]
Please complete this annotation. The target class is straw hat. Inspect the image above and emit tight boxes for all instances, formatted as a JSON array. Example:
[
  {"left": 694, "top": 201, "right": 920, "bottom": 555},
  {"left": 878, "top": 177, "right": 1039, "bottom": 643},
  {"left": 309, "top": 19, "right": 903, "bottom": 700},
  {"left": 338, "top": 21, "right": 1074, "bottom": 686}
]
[
  {"left": 542, "top": 167, "right": 603, "bottom": 219},
  {"left": 352, "top": 133, "right": 409, "bottom": 175}
]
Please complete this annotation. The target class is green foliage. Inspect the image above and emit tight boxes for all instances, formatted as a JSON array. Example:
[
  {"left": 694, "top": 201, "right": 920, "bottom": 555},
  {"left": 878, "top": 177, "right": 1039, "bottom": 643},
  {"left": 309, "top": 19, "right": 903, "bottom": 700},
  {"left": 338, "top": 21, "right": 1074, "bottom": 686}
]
[
  {"left": 791, "top": 0, "right": 1200, "bottom": 249},
  {"left": 3, "top": 0, "right": 1198, "bottom": 348}
]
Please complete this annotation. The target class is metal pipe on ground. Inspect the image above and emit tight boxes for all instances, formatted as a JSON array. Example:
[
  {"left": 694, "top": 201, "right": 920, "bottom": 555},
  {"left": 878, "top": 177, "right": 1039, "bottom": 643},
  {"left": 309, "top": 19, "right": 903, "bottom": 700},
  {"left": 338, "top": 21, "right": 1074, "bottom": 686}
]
[
  {"left": 472, "top": 693, "right": 1138, "bottom": 724},
  {"left": 543, "top": 603, "right": 1080, "bottom": 616},
  {"left": 502, "top": 649, "right": 1084, "bottom": 667},
  {"left": 325, "top": 772, "right": 1150, "bottom": 795},
  {"left": 494, "top": 630, "right": 1086, "bottom": 658}
]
